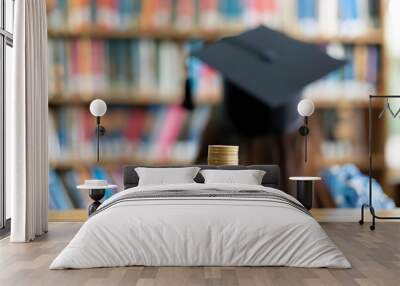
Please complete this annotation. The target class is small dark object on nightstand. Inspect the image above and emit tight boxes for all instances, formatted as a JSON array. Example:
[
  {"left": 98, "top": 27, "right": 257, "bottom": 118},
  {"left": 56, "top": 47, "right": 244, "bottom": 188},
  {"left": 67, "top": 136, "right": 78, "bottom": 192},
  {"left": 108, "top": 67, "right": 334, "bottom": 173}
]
[{"left": 88, "top": 189, "right": 105, "bottom": 216}]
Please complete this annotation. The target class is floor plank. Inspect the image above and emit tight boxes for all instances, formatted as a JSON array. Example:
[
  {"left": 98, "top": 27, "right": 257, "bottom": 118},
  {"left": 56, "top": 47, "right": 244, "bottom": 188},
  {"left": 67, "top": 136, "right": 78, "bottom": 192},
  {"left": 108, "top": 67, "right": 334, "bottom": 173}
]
[
  {"left": 48, "top": 208, "right": 400, "bottom": 223},
  {"left": 1, "top": 222, "right": 400, "bottom": 286}
]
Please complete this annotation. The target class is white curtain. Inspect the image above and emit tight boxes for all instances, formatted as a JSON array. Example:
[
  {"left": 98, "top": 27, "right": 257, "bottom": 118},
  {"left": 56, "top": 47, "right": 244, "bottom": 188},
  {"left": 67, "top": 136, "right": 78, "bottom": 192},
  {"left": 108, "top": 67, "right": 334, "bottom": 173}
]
[{"left": 8, "top": 0, "right": 48, "bottom": 242}]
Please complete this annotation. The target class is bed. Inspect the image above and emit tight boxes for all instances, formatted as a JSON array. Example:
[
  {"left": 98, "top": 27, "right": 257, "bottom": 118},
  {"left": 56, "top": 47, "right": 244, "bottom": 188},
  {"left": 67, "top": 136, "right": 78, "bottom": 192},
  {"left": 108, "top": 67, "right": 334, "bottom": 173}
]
[{"left": 50, "top": 165, "right": 350, "bottom": 269}]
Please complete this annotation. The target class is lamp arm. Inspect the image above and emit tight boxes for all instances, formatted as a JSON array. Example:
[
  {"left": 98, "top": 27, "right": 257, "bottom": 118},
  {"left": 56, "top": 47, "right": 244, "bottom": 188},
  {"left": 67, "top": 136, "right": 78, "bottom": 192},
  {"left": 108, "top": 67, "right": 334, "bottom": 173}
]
[
  {"left": 96, "top": 117, "right": 100, "bottom": 162},
  {"left": 95, "top": 117, "right": 106, "bottom": 162},
  {"left": 298, "top": 116, "right": 310, "bottom": 163},
  {"left": 305, "top": 116, "right": 308, "bottom": 163}
]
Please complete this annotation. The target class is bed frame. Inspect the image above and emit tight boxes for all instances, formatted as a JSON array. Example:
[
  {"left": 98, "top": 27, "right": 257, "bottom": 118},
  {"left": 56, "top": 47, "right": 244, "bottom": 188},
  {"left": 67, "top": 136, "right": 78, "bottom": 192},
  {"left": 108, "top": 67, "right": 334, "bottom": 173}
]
[{"left": 123, "top": 165, "right": 281, "bottom": 190}]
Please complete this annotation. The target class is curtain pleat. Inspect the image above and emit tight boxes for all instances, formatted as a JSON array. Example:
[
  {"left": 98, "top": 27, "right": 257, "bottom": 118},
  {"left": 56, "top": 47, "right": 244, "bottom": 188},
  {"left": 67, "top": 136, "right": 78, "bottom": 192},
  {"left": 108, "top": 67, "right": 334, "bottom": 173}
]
[
  {"left": 9, "top": 0, "right": 27, "bottom": 242},
  {"left": 10, "top": 0, "right": 48, "bottom": 242}
]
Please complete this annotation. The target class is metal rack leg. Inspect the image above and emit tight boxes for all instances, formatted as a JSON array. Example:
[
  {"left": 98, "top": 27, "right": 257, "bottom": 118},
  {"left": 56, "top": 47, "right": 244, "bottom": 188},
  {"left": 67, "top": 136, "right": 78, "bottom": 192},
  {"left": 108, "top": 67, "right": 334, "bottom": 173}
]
[
  {"left": 359, "top": 204, "right": 400, "bottom": 231},
  {"left": 369, "top": 206, "right": 376, "bottom": 231},
  {"left": 359, "top": 204, "right": 368, "bottom": 225}
]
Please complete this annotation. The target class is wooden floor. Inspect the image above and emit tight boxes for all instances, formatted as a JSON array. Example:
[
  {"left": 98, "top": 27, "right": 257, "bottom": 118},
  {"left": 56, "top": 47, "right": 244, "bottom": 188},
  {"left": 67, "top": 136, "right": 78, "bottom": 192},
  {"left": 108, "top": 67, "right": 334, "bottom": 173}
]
[
  {"left": 1, "top": 221, "right": 400, "bottom": 286},
  {"left": 47, "top": 208, "right": 400, "bottom": 223}
]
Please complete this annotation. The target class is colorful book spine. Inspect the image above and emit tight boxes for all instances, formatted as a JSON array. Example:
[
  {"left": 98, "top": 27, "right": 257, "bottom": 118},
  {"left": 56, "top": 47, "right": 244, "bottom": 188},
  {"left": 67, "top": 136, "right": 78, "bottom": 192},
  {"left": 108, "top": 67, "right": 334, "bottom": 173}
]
[
  {"left": 49, "top": 104, "right": 212, "bottom": 164},
  {"left": 172, "top": 106, "right": 211, "bottom": 162},
  {"left": 174, "top": 0, "right": 196, "bottom": 29},
  {"left": 69, "top": 0, "right": 92, "bottom": 31},
  {"left": 304, "top": 43, "right": 379, "bottom": 100},
  {"left": 91, "top": 39, "right": 107, "bottom": 93},
  {"left": 124, "top": 109, "right": 147, "bottom": 144},
  {"left": 199, "top": 0, "right": 219, "bottom": 28},
  {"left": 63, "top": 170, "right": 86, "bottom": 208},
  {"left": 96, "top": 0, "right": 119, "bottom": 30},
  {"left": 319, "top": 0, "right": 338, "bottom": 36},
  {"left": 47, "top": 0, "right": 380, "bottom": 36},
  {"left": 158, "top": 41, "right": 181, "bottom": 96},
  {"left": 154, "top": 105, "right": 188, "bottom": 162},
  {"left": 140, "top": 0, "right": 157, "bottom": 29},
  {"left": 137, "top": 39, "right": 158, "bottom": 93},
  {"left": 145, "top": 106, "right": 168, "bottom": 158},
  {"left": 49, "top": 170, "right": 74, "bottom": 210}
]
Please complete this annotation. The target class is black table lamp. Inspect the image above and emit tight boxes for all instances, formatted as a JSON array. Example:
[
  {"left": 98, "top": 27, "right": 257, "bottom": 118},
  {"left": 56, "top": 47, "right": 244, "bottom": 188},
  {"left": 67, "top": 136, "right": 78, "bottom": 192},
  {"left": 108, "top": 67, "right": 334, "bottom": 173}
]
[
  {"left": 89, "top": 99, "right": 107, "bottom": 162},
  {"left": 297, "top": 99, "right": 315, "bottom": 163}
]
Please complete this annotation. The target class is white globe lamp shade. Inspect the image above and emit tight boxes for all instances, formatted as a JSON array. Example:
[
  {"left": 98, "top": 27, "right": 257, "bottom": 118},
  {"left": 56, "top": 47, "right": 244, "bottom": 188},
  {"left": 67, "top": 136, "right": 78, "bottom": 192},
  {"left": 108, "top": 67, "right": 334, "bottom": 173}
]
[
  {"left": 90, "top": 99, "right": 107, "bottom": 117},
  {"left": 297, "top": 99, "right": 315, "bottom": 117}
]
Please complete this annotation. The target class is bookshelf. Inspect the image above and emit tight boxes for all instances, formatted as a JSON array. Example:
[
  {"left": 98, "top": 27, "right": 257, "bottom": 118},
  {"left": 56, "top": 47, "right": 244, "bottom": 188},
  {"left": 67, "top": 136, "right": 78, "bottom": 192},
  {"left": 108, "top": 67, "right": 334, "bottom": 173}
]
[
  {"left": 48, "top": 97, "right": 382, "bottom": 109},
  {"left": 47, "top": 0, "right": 391, "bottom": 219},
  {"left": 47, "top": 27, "right": 384, "bottom": 44},
  {"left": 49, "top": 95, "right": 383, "bottom": 112},
  {"left": 49, "top": 158, "right": 190, "bottom": 170},
  {"left": 48, "top": 93, "right": 220, "bottom": 106}
]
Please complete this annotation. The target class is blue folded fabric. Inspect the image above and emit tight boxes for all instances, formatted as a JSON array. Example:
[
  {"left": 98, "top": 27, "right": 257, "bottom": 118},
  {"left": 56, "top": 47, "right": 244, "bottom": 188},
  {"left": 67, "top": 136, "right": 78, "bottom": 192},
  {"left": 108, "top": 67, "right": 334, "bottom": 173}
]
[{"left": 323, "top": 164, "right": 395, "bottom": 209}]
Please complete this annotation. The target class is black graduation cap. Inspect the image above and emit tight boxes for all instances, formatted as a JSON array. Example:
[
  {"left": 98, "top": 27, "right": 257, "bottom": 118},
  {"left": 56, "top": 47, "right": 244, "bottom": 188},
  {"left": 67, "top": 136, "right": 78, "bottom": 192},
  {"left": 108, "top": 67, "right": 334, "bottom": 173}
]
[{"left": 185, "top": 25, "right": 345, "bottom": 137}]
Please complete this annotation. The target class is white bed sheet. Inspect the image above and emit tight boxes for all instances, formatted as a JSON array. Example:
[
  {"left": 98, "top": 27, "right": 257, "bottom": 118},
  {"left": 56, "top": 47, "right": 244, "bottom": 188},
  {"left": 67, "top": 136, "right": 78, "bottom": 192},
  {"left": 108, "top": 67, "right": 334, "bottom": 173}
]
[{"left": 50, "top": 183, "right": 350, "bottom": 269}]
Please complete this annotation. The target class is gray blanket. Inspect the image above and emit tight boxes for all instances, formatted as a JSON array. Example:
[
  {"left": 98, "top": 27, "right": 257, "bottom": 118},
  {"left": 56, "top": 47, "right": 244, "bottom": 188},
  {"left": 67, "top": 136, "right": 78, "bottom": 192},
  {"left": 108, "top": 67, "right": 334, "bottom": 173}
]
[{"left": 93, "top": 189, "right": 310, "bottom": 217}]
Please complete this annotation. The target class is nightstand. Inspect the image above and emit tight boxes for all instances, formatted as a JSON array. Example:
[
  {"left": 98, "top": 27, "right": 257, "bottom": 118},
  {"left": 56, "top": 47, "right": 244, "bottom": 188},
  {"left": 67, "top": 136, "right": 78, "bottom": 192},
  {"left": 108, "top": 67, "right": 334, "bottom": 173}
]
[
  {"left": 77, "top": 180, "right": 118, "bottom": 215},
  {"left": 289, "top": 177, "right": 321, "bottom": 210}
]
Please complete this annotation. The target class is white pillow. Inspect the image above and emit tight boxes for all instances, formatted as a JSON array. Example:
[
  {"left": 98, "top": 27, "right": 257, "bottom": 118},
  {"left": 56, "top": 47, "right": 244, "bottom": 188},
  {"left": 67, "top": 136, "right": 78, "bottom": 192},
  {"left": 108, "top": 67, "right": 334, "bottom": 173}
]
[
  {"left": 135, "top": 167, "right": 201, "bottom": 186},
  {"left": 200, "top": 169, "right": 266, "bottom": 185}
]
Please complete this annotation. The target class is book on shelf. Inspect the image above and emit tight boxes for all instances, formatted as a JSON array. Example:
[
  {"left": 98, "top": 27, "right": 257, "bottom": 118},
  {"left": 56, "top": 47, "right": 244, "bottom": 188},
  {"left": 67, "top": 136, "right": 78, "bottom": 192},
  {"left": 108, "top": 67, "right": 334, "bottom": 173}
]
[
  {"left": 185, "top": 40, "right": 222, "bottom": 101},
  {"left": 47, "top": 23, "right": 382, "bottom": 105},
  {"left": 48, "top": 37, "right": 220, "bottom": 101},
  {"left": 47, "top": 0, "right": 380, "bottom": 37},
  {"left": 49, "top": 169, "right": 74, "bottom": 210},
  {"left": 198, "top": 0, "right": 219, "bottom": 28},
  {"left": 171, "top": 105, "right": 211, "bottom": 162},
  {"left": 158, "top": 41, "right": 183, "bottom": 96},
  {"left": 304, "top": 43, "right": 379, "bottom": 101},
  {"left": 297, "top": 0, "right": 379, "bottom": 36},
  {"left": 49, "top": 105, "right": 211, "bottom": 164},
  {"left": 319, "top": 107, "right": 367, "bottom": 161},
  {"left": 63, "top": 170, "right": 86, "bottom": 208},
  {"left": 69, "top": 0, "right": 92, "bottom": 31},
  {"left": 153, "top": 105, "right": 188, "bottom": 161},
  {"left": 297, "top": 0, "right": 318, "bottom": 35},
  {"left": 136, "top": 106, "right": 166, "bottom": 157},
  {"left": 174, "top": 0, "right": 196, "bottom": 29},
  {"left": 49, "top": 166, "right": 122, "bottom": 210}
]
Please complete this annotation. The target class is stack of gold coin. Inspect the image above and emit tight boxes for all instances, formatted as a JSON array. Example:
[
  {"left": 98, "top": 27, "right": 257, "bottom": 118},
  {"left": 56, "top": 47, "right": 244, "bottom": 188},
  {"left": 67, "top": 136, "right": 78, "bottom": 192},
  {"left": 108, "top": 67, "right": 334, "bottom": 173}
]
[{"left": 207, "top": 145, "right": 239, "bottom": 165}]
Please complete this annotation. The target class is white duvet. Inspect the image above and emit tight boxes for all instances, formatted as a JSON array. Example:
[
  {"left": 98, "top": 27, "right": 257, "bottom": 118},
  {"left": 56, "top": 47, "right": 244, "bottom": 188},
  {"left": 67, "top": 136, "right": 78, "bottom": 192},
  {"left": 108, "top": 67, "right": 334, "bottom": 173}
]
[{"left": 50, "top": 183, "right": 351, "bottom": 269}]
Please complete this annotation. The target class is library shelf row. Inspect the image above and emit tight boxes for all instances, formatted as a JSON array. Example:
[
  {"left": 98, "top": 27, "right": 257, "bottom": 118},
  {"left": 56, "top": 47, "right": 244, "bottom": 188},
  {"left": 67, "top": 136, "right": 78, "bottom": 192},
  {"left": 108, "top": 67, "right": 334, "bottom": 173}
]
[
  {"left": 47, "top": 27, "right": 383, "bottom": 45},
  {"left": 48, "top": 94, "right": 221, "bottom": 107},
  {"left": 49, "top": 158, "right": 192, "bottom": 170},
  {"left": 48, "top": 96, "right": 382, "bottom": 109},
  {"left": 312, "top": 98, "right": 384, "bottom": 109}
]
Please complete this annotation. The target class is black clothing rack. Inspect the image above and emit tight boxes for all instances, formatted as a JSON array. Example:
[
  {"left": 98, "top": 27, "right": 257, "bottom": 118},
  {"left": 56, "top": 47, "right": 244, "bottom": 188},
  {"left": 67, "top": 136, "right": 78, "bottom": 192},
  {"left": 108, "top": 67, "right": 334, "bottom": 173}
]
[{"left": 359, "top": 95, "right": 400, "bottom": 230}]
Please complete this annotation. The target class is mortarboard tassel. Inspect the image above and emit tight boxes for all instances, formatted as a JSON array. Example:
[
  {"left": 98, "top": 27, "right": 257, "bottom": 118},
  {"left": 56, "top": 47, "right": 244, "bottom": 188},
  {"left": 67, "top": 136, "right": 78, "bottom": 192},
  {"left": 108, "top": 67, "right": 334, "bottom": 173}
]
[{"left": 182, "top": 76, "right": 195, "bottom": 111}]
